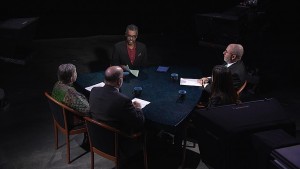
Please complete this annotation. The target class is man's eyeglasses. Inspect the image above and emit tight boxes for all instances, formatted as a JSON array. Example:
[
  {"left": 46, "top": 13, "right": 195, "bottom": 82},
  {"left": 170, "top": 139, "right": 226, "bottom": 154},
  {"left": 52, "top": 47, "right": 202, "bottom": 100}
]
[{"left": 126, "top": 35, "right": 137, "bottom": 39}]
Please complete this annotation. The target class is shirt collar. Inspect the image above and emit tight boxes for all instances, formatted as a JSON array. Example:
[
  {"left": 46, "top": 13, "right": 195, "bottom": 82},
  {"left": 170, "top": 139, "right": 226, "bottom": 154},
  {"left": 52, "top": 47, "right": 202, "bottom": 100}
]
[{"left": 226, "top": 61, "right": 236, "bottom": 67}]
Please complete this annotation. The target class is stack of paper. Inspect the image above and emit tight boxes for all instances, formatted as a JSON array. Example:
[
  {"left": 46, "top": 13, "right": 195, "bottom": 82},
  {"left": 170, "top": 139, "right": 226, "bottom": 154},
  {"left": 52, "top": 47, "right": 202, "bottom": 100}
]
[{"left": 180, "top": 78, "right": 203, "bottom": 87}]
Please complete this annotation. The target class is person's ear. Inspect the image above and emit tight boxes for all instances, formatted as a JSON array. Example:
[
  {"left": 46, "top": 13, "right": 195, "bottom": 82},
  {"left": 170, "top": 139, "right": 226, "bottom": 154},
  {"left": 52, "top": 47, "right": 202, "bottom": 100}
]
[
  {"left": 70, "top": 76, "right": 75, "bottom": 83},
  {"left": 117, "top": 77, "right": 123, "bottom": 87},
  {"left": 231, "top": 54, "right": 237, "bottom": 61}
]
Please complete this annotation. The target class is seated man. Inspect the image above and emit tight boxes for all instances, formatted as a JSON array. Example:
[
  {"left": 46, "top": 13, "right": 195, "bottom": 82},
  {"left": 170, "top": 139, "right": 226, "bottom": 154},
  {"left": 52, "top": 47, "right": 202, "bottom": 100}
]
[
  {"left": 89, "top": 66, "right": 145, "bottom": 167},
  {"left": 111, "top": 24, "right": 148, "bottom": 71},
  {"left": 198, "top": 43, "right": 247, "bottom": 104}
]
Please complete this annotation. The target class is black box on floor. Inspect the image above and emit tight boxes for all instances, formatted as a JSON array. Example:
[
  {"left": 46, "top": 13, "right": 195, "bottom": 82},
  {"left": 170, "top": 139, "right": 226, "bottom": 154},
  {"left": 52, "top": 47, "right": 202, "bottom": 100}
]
[
  {"left": 0, "top": 17, "right": 39, "bottom": 61},
  {"left": 270, "top": 144, "right": 300, "bottom": 169},
  {"left": 192, "top": 98, "right": 296, "bottom": 169},
  {"left": 252, "top": 129, "right": 300, "bottom": 169}
]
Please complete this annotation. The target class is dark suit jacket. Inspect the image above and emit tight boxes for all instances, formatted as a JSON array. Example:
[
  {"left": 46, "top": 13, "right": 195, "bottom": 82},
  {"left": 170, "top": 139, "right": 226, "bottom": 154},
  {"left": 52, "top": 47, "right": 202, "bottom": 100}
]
[
  {"left": 226, "top": 60, "right": 247, "bottom": 89},
  {"left": 199, "top": 60, "right": 247, "bottom": 103},
  {"left": 89, "top": 85, "right": 145, "bottom": 133},
  {"left": 111, "top": 41, "right": 147, "bottom": 70}
]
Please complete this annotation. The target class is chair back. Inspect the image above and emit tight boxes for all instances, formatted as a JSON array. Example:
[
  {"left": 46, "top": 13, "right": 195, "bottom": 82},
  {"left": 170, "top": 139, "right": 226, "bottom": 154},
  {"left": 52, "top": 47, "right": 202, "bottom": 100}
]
[
  {"left": 84, "top": 116, "right": 117, "bottom": 160},
  {"left": 45, "top": 92, "right": 77, "bottom": 130},
  {"left": 84, "top": 116, "right": 147, "bottom": 169},
  {"left": 44, "top": 91, "right": 88, "bottom": 164},
  {"left": 237, "top": 80, "right": 247, "bottom": 96}
]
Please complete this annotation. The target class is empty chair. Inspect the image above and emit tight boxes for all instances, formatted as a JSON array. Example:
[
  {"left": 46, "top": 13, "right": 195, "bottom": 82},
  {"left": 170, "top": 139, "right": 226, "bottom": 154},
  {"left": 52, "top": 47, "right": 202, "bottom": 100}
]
[
  {"left": 44, "top": 91, "right": 88, "bottom": 164},
  {"left": 84, "top": 116, "right": 148, "bottom": 169}
]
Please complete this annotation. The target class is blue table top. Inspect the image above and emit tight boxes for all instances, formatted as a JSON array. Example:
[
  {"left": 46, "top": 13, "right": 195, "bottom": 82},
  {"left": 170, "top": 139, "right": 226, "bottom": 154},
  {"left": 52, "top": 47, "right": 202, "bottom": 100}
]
[{"left": 75, "top": 66, "right": 203, "bottom": 128}]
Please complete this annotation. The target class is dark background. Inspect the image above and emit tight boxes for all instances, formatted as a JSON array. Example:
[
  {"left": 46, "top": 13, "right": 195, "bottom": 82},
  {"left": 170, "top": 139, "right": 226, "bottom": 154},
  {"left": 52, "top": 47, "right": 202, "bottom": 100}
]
[
  {"left": 0, "top": 1, "right": 300, "bottom": 168},
  {"left": 1, "top": 0, "right": 299, "bottom": 87},
  {"left": 2, "top": 0, "right": 295, "bottom": 38}
]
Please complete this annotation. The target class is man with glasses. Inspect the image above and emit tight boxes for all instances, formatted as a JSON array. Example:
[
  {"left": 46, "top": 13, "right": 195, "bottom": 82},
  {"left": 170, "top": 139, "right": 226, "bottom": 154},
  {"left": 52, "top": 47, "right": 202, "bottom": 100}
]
[{"left": 111, "top": 24, "right": 148, "bottom": 71}]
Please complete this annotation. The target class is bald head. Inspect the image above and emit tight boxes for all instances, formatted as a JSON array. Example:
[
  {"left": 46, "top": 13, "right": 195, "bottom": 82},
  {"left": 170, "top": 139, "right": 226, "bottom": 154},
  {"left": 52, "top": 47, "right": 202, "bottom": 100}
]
[
  {"left": 228, "top": 44, "right": 244, "bottom": 60},
  {"left": 104, "top": 66, "right": 123, "bottom": 87}
]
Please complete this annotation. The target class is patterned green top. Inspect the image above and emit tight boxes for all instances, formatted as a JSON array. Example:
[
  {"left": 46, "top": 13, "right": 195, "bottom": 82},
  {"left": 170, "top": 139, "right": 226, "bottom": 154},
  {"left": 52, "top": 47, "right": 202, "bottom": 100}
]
[{"left": 52, "top": 81, "right": 90, "bottom": 113}]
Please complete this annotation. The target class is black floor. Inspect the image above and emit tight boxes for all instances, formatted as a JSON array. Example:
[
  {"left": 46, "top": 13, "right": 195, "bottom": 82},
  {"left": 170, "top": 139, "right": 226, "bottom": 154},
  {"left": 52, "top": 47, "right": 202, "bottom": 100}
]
[{"left": 0, "top": 30, "right": 299, "bottom": 169}]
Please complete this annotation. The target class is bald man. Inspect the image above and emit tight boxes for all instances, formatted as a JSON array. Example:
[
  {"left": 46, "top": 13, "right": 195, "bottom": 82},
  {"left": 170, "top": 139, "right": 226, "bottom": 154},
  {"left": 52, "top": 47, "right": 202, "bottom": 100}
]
[
  {"left": 197, "top": 43, "right": 247, "bottom": 105},
  {"left": 89, "top": 66, "right": 145, "bottom": 167},
  {"left": 89, "top": 66, "right": 144, "bottom": 131}
]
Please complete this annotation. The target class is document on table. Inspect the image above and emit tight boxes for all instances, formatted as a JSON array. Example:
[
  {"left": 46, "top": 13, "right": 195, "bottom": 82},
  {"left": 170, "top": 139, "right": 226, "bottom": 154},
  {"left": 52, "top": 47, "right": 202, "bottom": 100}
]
[
  {"left": 124, "top": 65, "right": 139, "bottom": 77},
  {"left": 130, "top": 69, "right": 139, "bottom": 77},
  {"left": 132, "top": 98, "right": 150, "bottom": 109},
  {"left": 180, "top": 78, "right": 208, "bottom": 88},
  {"left": 85, "top": 82, "right": 105, "bottom": 91}
]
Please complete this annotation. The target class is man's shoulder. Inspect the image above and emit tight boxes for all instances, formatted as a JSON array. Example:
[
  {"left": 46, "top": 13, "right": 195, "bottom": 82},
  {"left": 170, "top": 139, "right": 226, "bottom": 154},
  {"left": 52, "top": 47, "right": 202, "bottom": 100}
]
[
  {"left": 114, "top": 41, "right": 126, "bottom": 47},
  {"left": 90, "top": 86, "right": 105, "bottom": 96},
  {"left": 136, "top": 41, "right": 146, "bottom": 47}
]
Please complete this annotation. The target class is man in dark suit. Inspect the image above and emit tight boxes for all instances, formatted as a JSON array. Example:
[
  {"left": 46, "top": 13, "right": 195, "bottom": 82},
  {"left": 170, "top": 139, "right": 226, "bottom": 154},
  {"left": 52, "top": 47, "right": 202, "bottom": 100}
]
[
  {"left": 197, "top": 43, "right": 247, "bottom": 104},
  {"left": 89, "top": 66, "right": 145, "bottom": 167},
  {"left": 89, "top": 65, "right": 144, "bottom": 132},
  {"left": 111, "top": 24, "right": 148, "bottom": 71}
]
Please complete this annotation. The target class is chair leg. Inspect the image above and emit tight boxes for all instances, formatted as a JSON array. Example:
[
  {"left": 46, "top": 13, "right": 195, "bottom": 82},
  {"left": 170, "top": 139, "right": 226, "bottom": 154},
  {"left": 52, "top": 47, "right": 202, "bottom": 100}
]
[
  {"left": 143, "top": 133, "right": 148, "bottom": 169},
  {"left": 54, "top": 123, "right": 58, "bottom": 149},
  {"left": 116, "top": 160, "right": 119, "bottom": 169},
  {"left": 91, "top": 151, "right": 94, "bottom": 169},
  {"left": 181, "top": 139, "right": 187, "bottom": 168},
  {"left": 66, "top": 134, "right": 70, "bottom": 164},
  {"left": 181, "top": 125, "right": 188, "bottom": 168}
]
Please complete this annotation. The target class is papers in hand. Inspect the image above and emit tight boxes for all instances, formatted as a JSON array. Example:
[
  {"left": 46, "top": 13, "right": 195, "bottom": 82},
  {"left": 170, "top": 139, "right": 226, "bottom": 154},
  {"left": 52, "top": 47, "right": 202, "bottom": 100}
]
[
  {"left": 180, "top": 78, "right": 209, "bottom": 88},
  {"left": 132, "top": 98, "right": 150, "bottom": 109},
  {"left": 85, "top": 82, "right": 105, "bottom": 91},
  {"left": 156, "top": 66, "right": 169, "bottom": 72}
]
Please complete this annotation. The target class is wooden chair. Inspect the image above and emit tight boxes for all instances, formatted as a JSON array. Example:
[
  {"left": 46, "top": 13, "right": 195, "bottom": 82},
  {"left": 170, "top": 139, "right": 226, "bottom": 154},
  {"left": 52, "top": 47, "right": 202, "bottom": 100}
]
[
  {"left": 237, "top": 80, "right": 247, "bottom": 96},
  {"left": 44, "top": 92, "right": 88, "bottom": 164},
  {"left": 84, "top": 116, "right": 148, "bottom": 169}
]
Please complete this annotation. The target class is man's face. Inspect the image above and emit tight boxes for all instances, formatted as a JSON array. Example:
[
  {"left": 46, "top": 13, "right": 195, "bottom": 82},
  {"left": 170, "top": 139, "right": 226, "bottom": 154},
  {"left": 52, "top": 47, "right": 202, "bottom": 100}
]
[
  {"left": 223, "top": 45, "right": 233, "bottom": 64},
  {"left": 125, "top": 30, "right": 138, "bottom": 45}
]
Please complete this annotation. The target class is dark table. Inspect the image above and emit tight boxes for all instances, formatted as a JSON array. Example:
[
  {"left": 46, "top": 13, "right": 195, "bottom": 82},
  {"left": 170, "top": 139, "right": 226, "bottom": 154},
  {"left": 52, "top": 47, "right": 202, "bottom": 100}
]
[{"left": 75, "top": 66, "right": 203, "bottom": 130}]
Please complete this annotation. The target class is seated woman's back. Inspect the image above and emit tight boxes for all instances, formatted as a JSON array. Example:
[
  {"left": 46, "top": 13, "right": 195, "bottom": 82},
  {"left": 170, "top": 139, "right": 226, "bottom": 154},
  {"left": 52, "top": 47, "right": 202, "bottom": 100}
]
[{"left": 207, "top": 65, "right": 240, "bottom": 108}]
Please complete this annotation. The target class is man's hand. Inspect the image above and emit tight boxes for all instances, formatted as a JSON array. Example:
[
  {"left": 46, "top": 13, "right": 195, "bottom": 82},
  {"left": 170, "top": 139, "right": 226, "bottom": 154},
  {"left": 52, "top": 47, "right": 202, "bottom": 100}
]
[
  {"left": 133, "top": 101, "right": 142, "bottom": 109},
  {"left": 198, "top": 77, "right": 210, "bottom": 87},
  {"left": 121, "top": 65, "right": 130, "bottom": 72}
]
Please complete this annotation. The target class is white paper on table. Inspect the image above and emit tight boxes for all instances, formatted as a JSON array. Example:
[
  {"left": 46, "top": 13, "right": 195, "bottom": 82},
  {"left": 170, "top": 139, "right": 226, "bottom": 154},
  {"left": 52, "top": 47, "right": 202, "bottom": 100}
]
[
  {"left": 180, "top": 78, "right": 209, "bottom": 88},
  {"left": 129, "top": 69, "right": 139, "bottom": 77},
  {"left": 132, "top": 98, "right": 150, "bottom": 109},
  {"left": 85, "top": 82, "right": 105, "bottom": 91},
  {"left": 124, "top": 65, "right": 139, "bottom": 77}
]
